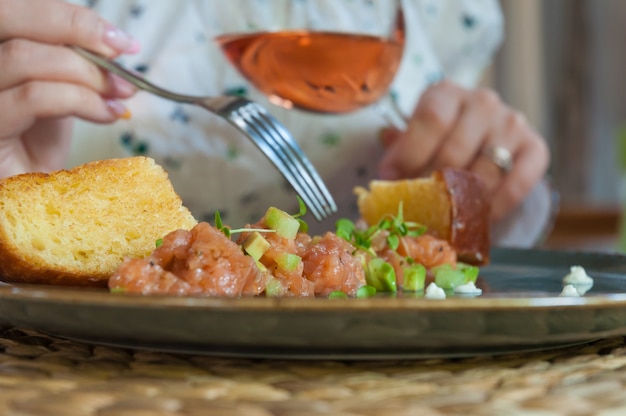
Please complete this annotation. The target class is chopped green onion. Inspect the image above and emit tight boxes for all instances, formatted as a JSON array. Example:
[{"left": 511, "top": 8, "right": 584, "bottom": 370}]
[
  {"left": 110, "top": 287, "right": 127, "bottom": 294},
  {"left": 356, "top": 285, "right": 377, "bottom": 298},
  {"left": 434, "top": 266, "right": 468, "bottom": 290},
  {"left": 265, "top": 207, "right": 301, "bottom": 239},
  {"left": 265, "top": 278, "right": 284, "bottom": 297},
  {"left": 366, "top": 258, "right": 397, "bottom": 292},
  {"left": 255, "top": 260, "right": 268, "bottom": 272},
  {"left": 403, "top": 263, "right": 426, "bottom": 292},
  {"left": 275, "top": 253, "right": 302, "bottom": 272},
  {"left": 328, "top": 290, "right": 348, "bottom": 299},
  {"left": 155, "top": 238, "right": 163, "bottom": 248},
  {"left": 457, "top": 262, "right": 479, "bottom": 283},
  {"left": 242, "top": 232, "right": 270, "bottom": 261}
]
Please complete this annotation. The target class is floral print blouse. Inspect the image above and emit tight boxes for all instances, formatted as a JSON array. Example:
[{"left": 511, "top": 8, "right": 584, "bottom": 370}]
[{"left": 66, "top": 0, "right": 529, "bottom": 239}]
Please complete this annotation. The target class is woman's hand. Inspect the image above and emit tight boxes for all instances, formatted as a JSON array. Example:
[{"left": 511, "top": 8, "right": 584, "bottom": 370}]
[
  {"left": 378, "top": 80, "right": 550, "bottom": 221},
  {"left": 0, "top": 0, "right": 140, "bottom": 178}
]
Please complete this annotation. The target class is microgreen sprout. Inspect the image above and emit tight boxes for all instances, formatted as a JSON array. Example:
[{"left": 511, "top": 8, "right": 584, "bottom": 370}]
[
  {"left": 335, "top": 219, "right": 378, "bottom": 256},
  {"left": 214, "top": 210, "right": 227, "bottom": 235},
  {"left": 335, "top": 202, "right": 426, "bottom": 256},
  {"left": 291, "top": 196, "right": 309, "bottom": 234},
  {"left": 214, "top": 211, "right": 275, "bottom": 239},
  {"left": 378, "top": 202, "right": 427, "bottom": 250},
  {"left": 214, "top": 197, "right": 308, "bottom": 239}
]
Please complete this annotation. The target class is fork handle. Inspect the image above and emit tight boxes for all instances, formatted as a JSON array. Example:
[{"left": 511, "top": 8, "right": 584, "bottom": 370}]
[{"left": 69, "top": 46, "right": 197, "bottom": 104}]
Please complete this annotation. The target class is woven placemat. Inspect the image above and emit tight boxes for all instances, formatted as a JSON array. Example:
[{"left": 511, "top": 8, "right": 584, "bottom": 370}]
[{"left": 0, "top": 327, "right": 625, "bottom": 415}]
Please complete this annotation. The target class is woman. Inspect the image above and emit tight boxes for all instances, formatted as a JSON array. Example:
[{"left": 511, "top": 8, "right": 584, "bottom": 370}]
[{"left": 0, "top": 0, "right": 551, "bottom": 243}]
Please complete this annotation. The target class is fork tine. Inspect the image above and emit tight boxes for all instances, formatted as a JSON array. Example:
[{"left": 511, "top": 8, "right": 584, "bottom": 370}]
[
  {"left": 248, "top": 131, "right": 325, "bottom": 220},
  {"left": 245, "top": 107, "right": 337, "bottom": 219},
  {"left": 254, "top": 109, "right": 338, "bottom": 215},
  {"left": 237, "top": 110, "right": 329, "bottom": 221},
  {"left": 225, "top": 106, "right": 327, "bottom": 220},
  {"left": 247, "top": 129, "right": 325, "bottom": 221}
]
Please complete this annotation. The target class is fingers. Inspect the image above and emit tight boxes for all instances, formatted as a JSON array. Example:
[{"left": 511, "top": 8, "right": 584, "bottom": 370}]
[
  {"left": 0, "top": 81, "right": 129, "bottom": 138},
  {"left": 1, "top": 118, "right": 74, "bottom": 177},
  {"left": 469, "top": 110, "right": 527, "bottom": 192},
  {"left": 0, "top": 0, "right": 138, "bottom": 142},
  {"left": 489, "top": 131, "right": 550, "bottom": 221},
  {"left": 378, "top": 81, "right": 464, "bottom": 179},
  {"left": 0, "top": 0, "right": 139, "bottom": 56},
  {"left": 461, "top": 108, "right": 548, "bottom": 221},
  {"left": 426, "top": 89, "right": 502, "bottom": 171},
  {"left": 0, "top": 39, "right": 136, "bottom": 97},
  {"left": 377, "top": 80, "right": 551, "bottom": 221}
]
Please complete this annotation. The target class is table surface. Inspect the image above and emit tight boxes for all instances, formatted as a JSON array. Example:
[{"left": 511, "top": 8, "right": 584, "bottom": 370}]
[
  {"left": 543, "top": 205, "right": 623, "bottom": 253},
  {"left": 0, "top": 327, "right": 626, "bottom": 416}
]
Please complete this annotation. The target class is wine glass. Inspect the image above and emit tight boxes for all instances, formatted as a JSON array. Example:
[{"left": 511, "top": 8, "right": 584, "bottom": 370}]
[{"left": 197, "top": 0, "right": 405, "bottom": 117}]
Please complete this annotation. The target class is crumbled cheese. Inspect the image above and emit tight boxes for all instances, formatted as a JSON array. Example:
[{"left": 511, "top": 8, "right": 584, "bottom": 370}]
[
  {"left": 563, "top": 266, "right": 593, "bottom": 285},
  {"left": 573, "top": 282, "right": 593, "bottom": 296},
  {"left": 561, "top": 266, "right": 594, "bottom": 296},
  {"left": 425, "top": 282, "right": 446, "bottom": 299},
  {"left": 559, "top": 284, "right": 581, "bottom": 297},
  {"left": 454, "top": 281, "right": 483, "bottom": 295}
]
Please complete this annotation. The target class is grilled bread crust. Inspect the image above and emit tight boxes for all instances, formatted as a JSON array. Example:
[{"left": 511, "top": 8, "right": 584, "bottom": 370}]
[
  {"left": 0, "top": 157, "right": 197, "bottom": 286},
  {"left": 355, "top": 168, "right": 491, "bottom": 265}
]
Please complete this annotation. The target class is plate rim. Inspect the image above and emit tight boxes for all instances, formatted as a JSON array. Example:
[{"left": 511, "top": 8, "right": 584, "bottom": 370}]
[{"left": 1, "top": 247, "right": 626, "bottom": 312}]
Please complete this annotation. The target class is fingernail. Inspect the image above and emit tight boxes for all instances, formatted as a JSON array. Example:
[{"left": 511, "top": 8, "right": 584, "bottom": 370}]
[
  {"left": 103, "top": 23, "right": 141, "bottom": 53},
  {"left": 109, "top": 74, "right": 136, "bottom": 96},
  {"left": 378, "top": 166, "right": 400, "bottom": 180},
  {"left": 106, "top": 99, "right": 131, "bottom": 119},
  {"left": 120, "top": 109, "right": 132, "bottom": 119}
]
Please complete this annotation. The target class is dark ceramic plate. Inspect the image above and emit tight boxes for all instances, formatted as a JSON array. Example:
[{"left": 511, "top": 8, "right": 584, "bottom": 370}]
[{"left": 1, "top": 248, "right": 626, "bottom": 360}]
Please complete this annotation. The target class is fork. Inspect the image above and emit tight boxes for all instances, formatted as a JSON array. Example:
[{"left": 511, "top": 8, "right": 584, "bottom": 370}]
[{"left": 70, "top": 46, "right": 337, "bottom": 222}]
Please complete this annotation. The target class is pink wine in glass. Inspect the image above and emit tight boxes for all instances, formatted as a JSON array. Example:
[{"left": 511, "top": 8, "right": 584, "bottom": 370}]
[{"left": 216, "top": 31, "right": 404, "bottom": 114}]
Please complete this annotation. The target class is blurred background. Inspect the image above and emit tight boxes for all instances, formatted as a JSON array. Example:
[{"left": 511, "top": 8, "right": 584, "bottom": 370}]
[{"left": 492, "top": 0, "right": 626, "bottom": 252}]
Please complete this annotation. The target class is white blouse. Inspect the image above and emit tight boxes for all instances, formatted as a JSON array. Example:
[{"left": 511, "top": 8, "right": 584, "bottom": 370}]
[{"left": 65, "top": 0, "right": 544, "bottom": 242}]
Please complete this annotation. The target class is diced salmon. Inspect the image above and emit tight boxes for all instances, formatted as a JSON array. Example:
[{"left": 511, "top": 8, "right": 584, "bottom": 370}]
[
  {"left": 109, "top": 216, "right": 457, "bottom": 299},
  {"left": 255, "top": 230, "right": 314, "bottom": 297},
  {"left": 376, "top": 234, "right": 456, "bottom": 288},
  {"left": 396, "top": 234, "right": 457, "bottom": 270},
  {"left": 109, "top": 222, "right": 267, "bottom": 297},
  {"left": 109, "top": 258, "right": 199, "bottom": 296},
  {"left": 301, "top": 232, "right": 366, "bottom": 296}
]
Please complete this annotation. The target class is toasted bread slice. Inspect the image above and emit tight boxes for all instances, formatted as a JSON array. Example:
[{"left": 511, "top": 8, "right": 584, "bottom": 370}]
[
  {"left": 0, "top": 157, "right": 197, "bottom": 286},
  {"left": 354, "top": 168, "right": 491, "bottom": 265}
]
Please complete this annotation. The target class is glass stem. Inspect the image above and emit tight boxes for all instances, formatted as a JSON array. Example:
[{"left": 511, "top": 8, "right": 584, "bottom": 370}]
[{"left": 375, "top": 93, "right": 408, "bottom": 130}]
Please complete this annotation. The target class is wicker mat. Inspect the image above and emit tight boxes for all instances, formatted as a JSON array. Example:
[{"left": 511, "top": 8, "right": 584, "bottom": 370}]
[{"left": 1, "top": 327, "right": 626, "bottom": 415}]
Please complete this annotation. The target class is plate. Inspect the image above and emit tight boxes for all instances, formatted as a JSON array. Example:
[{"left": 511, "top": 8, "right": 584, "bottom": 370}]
[{"left": 2, "top": 248, "right": 626, "bottom": 360}]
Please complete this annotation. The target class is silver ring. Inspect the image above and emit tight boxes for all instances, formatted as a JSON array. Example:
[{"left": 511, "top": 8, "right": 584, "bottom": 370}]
[{"left": 481, "top": 145, "right": 513, "bottom": 174}]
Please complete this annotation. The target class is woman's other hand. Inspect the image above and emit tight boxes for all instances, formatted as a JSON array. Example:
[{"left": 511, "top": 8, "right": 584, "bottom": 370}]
[
  {"left": 378, "top": 80, "right": 550, "bottom": 221},
  {"left": 0, "top": 0, "right": 140, "bottom": 178}
]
